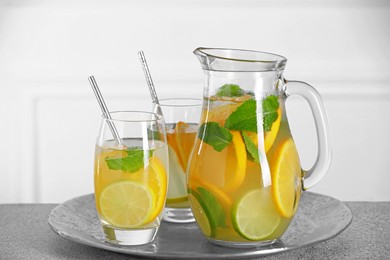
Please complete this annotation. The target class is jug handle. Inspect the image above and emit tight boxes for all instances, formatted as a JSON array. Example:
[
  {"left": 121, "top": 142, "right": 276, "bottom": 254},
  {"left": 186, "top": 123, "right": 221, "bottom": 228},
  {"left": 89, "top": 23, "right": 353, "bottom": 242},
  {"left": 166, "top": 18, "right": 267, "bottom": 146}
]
[{"left": 284, "top": 80, "right": 332, "bottom": 190}]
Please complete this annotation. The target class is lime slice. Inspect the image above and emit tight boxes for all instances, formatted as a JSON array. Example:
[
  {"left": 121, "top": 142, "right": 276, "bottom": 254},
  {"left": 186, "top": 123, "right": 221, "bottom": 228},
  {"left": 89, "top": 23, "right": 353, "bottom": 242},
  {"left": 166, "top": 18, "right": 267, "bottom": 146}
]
[
  {"left": 99, "top": 181, "right": 156, "bottom": 228},
  {"left": 188, "top": 186, "right": 229, "bottom": 238},
  {"left": 188, "top": 191, "right": 214, "bottom": 237},
  {"left": 232, "top": 188, "right": 281, "bottom": 240}
]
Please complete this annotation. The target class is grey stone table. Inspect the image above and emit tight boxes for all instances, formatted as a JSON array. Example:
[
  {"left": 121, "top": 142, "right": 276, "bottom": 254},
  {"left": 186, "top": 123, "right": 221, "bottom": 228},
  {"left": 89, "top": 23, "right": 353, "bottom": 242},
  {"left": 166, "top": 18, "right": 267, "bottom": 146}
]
[{"left": 0, "top": 201, "right": 389, "bottom": 259}]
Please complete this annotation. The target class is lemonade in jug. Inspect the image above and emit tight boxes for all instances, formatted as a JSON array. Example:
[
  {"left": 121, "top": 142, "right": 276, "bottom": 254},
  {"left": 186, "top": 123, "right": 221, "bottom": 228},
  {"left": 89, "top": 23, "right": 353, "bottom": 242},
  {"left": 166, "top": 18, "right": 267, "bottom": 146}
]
[{"left": 187, "top": 48, "right": 331, "bottom": 247}]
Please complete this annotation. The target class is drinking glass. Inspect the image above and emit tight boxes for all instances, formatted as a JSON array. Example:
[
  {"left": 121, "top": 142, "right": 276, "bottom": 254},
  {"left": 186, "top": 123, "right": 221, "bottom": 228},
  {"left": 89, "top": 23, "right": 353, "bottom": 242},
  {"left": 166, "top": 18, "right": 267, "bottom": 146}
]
[
  {"left": 94, "top": 111, "right": 168, "bottom": 245},
  {"left": 157, "top": 98, "right": 202, "bottom": 223}
]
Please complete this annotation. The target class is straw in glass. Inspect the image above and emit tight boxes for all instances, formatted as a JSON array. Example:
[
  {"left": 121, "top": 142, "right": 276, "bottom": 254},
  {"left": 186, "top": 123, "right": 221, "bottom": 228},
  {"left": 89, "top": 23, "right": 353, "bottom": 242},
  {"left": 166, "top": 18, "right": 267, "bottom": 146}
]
[
  {"left": 138, "top": 51, "right": 164, "bottom": 117},
  {"left": 88, "top": 75, "right": 123, "bottom": 146}
]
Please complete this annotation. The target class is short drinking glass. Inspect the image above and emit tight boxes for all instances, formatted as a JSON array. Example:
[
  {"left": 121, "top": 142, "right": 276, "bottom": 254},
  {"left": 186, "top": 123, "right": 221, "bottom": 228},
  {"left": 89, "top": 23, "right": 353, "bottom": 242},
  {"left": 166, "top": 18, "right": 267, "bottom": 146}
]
[
  {"left": 158, "top": 98, "right": 202, "bottom": 223},
  {"left": 94, "top": 111, "right": 168, "bottom": 245}
]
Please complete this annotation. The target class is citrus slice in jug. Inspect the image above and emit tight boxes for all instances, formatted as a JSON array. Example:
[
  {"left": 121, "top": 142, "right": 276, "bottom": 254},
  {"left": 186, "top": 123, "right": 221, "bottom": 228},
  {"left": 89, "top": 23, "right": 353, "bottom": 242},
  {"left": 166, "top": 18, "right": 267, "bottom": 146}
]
[
  {"left": 271, "top": 138, "right": 302, "bottom": 218},
  {"left": 195, "top": 130, "right": 247, "bottom": 192},
  {"left": 223, "top": 130, "right": 247, "bottom": 191},
  {"left": 264, "top": 107, "right": 282, "bottom": 152},
  {"left": 232, "top": 188, "right": 281, "bottom": 240},
  {"left": 188, "top": 186, "right": 228, "bottom": 237},
  {"left": 189, "top": 176, "right": 232, "bottom": 208},
  {"left": 99, "top": 181, "right": 156, "bottom": 228},
  {"left": 188, "top": 191, "right": 214, "bottom": 237},
  {"left": 242, "top": 106, "right": 282, "bottom": 154}
]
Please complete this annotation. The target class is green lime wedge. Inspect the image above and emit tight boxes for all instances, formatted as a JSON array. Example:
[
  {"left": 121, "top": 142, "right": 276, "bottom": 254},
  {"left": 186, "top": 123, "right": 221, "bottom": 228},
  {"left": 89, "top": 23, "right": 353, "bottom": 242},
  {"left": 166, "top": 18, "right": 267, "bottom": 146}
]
[
  {"left": 195, "top": 187, "right": 226, "bottom": 228},
  {"left": 232, "top": 188, "right": 281, "bottom": 240},
  {"left": 188, "top": 186, "right": 228, "bottom": 238},
  {"left": 188, "top": 191, "right": 214, "bottom": 237}
]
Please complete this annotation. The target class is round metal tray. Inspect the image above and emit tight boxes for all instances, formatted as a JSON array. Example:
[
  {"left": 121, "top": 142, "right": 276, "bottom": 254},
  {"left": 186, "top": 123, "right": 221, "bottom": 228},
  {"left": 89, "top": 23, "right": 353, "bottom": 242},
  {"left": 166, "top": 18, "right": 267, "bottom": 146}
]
[{"left": 49, "top": 192, "right": 352, "bottom": 259}]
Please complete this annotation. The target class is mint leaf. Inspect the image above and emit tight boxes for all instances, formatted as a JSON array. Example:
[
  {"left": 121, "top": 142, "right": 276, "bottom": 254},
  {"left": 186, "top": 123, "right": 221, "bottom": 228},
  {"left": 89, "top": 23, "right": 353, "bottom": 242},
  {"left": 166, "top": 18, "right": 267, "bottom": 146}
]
[
  {"left": 224, "top": 95, "right": 279, "bottom": 133},
  {"left": 216, "top": 84, "right": 244, "bottom": 97},
  {"left": 196, "top": 187, "right": 226, "bottom": 228},
  {"left": 242, "top": 131, "right": 260, "bottom": 163},
  {"left": 198, "top": 122, "right": 232, "bottom": 152},
  {"left": 105, "top": 148, "right": 152, "bottom": 173},
  {"left": 263, "top": 95, "right": 279, "bottom": 132},
  {"left": 224, "top": 99, "right": 257, "bottom": 132}
]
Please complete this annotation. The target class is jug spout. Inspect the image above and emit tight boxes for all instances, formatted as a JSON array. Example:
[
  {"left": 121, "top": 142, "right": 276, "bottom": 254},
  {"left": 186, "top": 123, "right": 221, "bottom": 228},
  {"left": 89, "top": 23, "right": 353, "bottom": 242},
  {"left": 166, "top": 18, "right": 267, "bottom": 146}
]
[{"left": 193, "top": 47, "right": 287, "bottom": 72}]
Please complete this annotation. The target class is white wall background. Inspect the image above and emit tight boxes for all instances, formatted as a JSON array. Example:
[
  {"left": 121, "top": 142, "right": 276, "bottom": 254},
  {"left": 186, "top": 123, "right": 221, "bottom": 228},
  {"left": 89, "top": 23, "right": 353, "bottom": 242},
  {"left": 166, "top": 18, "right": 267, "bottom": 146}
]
[{"left": 0, "top": 0, "right": 389, "bottom": 203}]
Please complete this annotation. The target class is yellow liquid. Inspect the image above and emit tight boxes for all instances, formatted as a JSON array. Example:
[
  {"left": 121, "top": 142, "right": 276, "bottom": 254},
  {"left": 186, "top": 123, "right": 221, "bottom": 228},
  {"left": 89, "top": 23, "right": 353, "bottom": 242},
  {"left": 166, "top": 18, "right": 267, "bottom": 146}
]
[
  {"left": 165, "top": 122, "right": 197, "bottom": 208},
  {"left": 94, "top": 141, "right": 168, "bottom": 229},
  {"left": 188, "top": 96, "right": 302, "bottom": 243}
]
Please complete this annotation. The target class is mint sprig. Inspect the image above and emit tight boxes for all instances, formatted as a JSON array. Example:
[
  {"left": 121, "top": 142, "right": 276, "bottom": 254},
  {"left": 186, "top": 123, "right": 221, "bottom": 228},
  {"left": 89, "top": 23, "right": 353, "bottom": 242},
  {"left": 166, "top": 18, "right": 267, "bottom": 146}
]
[
  {"left": 198, "top": 94, "right": 279, "bottom": 154},
  {"left": 242, "top": 132, "right": 260, "bottom": 163},
  {"left": 216, "top": 84, "right": 245, "bottom": 98},
  {"left": 262, "top": 95, "right": 279, "bottom": 132},
  {"left": 198, "top": 122, "right": 232, "bottom": 152},
  {"left": 224, "top": 99, "right": 257, "bottom": 132},
  {"left": 105, "top": 147, "right": 153, "bottom": 173},
  {"left": 224, "top": 95, "right": 279, "bottom": 133}
]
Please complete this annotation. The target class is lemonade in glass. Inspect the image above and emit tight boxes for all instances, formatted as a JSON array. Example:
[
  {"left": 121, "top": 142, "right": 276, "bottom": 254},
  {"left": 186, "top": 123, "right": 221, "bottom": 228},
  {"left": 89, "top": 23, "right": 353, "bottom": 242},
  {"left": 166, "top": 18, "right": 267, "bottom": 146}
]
[
  {"left": 94, "top": 111, "right": 168, "bottom": 245},
  {"left": 158, "top": 98, "right": 202, "bottom": 223}
]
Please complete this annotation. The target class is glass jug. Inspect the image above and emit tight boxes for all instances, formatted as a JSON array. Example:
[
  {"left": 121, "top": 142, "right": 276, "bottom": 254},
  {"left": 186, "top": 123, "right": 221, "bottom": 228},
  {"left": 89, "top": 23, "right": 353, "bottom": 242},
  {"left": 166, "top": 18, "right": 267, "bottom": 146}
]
[{"left": 187, "top": 48, "right": 331, "bottom": 248}]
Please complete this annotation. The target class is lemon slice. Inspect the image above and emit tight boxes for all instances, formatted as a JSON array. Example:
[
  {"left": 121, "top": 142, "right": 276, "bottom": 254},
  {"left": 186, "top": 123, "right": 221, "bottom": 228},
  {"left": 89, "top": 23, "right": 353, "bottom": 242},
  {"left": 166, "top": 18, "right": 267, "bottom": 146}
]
[
  {"left": 232, "top": 188, "right": 281, "bottom": 240},
  {"left": 271, "top": 138, "right": 302, "bottom": 218},
  {"left": 147, "top": 157, "right": 168, "bottom": 221},
  {"left": 241, "top": 106, "right": 282, "bottom": 155},
  {"left": 192, "top": 130, "right": 247, "bottom": 192},
  {"left": 189, "top": 176, "right": 231, "bottom": 208},
  {"left": 264, "top": 107, "right": 282, "bottom": 152},
  {"left": 99, "top": 181, "right": 156, "bottom": 228},
  {"left": 223, "top": 130, "right": 247, "bottom": 191}
]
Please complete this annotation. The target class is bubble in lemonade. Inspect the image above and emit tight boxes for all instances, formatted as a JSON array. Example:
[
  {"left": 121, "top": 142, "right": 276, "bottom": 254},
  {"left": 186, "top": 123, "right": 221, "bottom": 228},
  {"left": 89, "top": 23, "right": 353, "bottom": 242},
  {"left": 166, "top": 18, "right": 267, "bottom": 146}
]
[
  {"left": 94, "top": 139, "right": 168, "bottom": 235},
  {"left": 165, "top": 122, "right": 197, "bottom": 208},
  {"left": 187, "top": 84, "right": 302, "bottom": 245}
]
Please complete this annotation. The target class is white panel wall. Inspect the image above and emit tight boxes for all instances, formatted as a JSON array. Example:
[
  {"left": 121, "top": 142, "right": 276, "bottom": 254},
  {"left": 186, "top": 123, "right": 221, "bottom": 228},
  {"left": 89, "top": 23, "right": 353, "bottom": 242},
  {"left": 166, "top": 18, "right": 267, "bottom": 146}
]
[{"left": 0, "top": 0, "right": 389, "bottom": 203}]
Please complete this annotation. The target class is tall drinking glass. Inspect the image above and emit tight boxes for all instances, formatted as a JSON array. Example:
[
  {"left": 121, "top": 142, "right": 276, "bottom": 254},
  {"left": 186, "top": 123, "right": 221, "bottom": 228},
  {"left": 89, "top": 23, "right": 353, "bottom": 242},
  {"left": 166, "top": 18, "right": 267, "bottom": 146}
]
[
  {"left": 158, "top": 98, "right": 202, "bottom": 223},
  {"left": 94, "top": 111, "right": 168, "bottom": 245}
]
